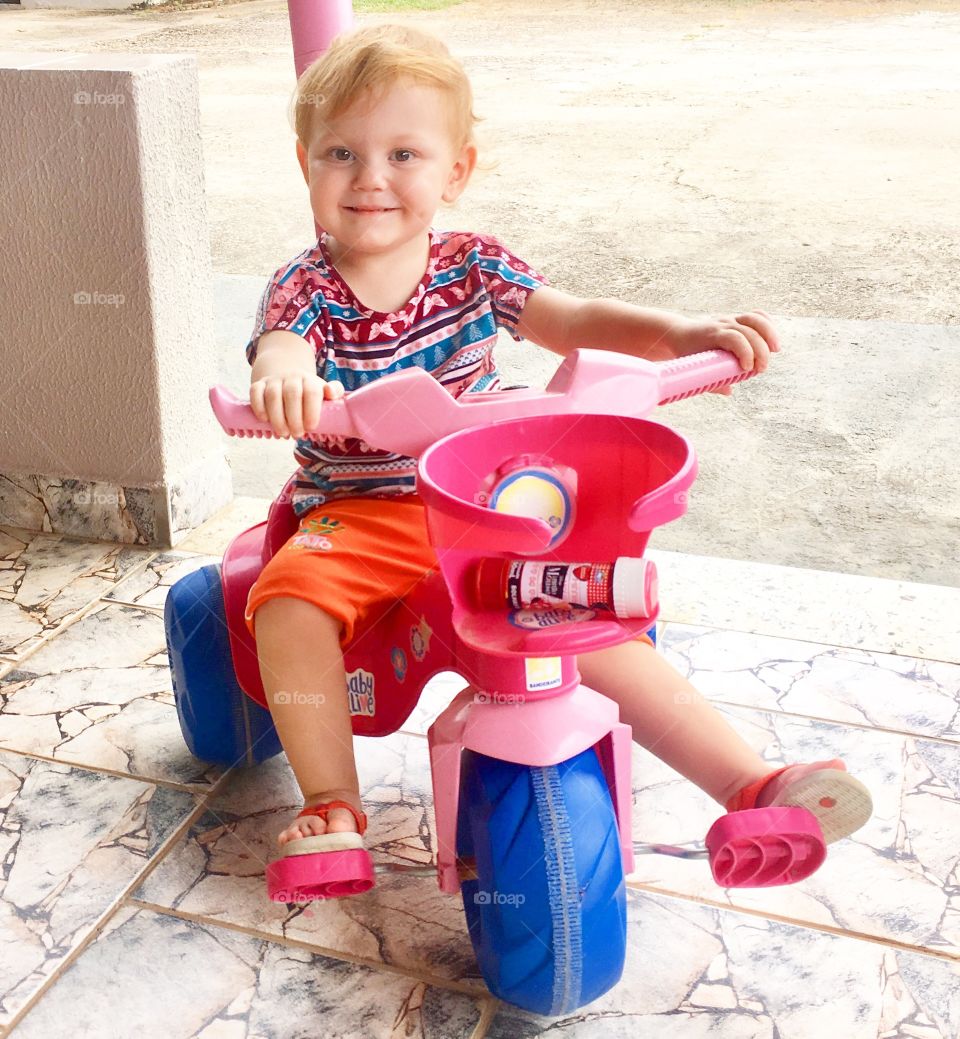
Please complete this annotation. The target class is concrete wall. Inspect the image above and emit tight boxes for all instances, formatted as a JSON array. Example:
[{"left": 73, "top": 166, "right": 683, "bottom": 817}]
[{"left": 0, "top": 52, "right": 231, "bottom": 545}]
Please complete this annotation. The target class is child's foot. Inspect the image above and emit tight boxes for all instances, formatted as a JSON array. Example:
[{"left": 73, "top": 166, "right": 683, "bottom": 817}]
[
  {"left": 267, "top": 788, "right": 375, "bottom": 902},
  {"left": 726, "top": 759, "right": 872, "bottom": 844},
  {"left": 278, "top": 789, "right": 365, "bottom": 849}
]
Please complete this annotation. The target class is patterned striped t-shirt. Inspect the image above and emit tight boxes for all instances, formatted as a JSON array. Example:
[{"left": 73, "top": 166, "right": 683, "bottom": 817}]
[{"left": 247, "top": 229, "right": 546, "bottom": 516}]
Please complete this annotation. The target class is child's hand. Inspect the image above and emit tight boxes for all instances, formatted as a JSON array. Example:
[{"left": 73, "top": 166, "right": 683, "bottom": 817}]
[
  {"left": 249, "top": 373, "right": 345, "bottom": 439},
  {"left": 669, "top": 310, "right": 780, "bottom": 394}
]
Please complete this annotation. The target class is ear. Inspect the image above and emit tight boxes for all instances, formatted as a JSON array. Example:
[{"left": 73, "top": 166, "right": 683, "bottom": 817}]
[
  {"left": 296, "top": 140, "right": 310, "bottom": 185},
  {"left": 442, "top": 142, "right": 478, "bottom": 204}
]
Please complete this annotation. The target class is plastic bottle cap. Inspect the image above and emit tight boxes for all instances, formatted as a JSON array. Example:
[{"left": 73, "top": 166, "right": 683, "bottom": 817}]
[
  {"left": 612, "top": 557, "right": 658, "bottom": 619},
  {"left": 474, "top": 558, "right": 507, "bottom": 610}
]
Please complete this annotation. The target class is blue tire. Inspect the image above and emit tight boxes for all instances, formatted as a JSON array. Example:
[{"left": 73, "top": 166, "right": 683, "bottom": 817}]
[
  {"left": 456, "top": 747, "right": 627, "bottom": 1015},
  {"left": 164, "top": 564, "right": 282, "bottom": 767}
]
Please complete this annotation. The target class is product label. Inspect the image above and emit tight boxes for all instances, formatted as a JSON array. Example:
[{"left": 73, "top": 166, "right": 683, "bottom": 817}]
[
  {"left": 508, "top": 606, "right": 596, "bottom": 629},
  {"left": 525, "top": 656, "right": 563, "bottom": 691},
  {"left": 506, "top": 561, "right": 615, "bottom": 611}
]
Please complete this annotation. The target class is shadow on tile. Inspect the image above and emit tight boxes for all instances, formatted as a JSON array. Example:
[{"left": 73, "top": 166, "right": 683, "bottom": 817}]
[
  {"left": 0, "top": 751, "right": 197, "bottom": 1029},
  {"left": 134, "top": 733, "right": 483, "bottom": 988},
  {"left": 628, "top": 704, "right": 960, "bottom": 959},
  {"left": 0, "top": 603, "right": 222, "bottom": 789},
  {"left": 0, "top": 527, "right": 155, "bottom": 659},
  {"left": 10, "top": 904, "right": 484, "bottom": 1039},
  {"left": 103, "top": 552, "right": 222, "bottom": 611},
  {"left": 484, "top": 888, "right": 960, "bottom": 1037},
  {"left": 660, "top": 623, "right": 960, "bottom": 740}
]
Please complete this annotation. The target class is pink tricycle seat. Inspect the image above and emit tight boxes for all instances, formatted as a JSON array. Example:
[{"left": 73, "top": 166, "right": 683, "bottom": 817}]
[{"left": 418, "top": 413, "right": 696, "bottom": 658}]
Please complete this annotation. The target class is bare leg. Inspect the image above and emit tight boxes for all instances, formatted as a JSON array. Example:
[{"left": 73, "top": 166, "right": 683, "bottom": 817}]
[
  {"left": 253, "top": 597, "right": 362, "bottom": 845},
  {"left": 578, "top": 639, "right": 770, "bottom": 807}
]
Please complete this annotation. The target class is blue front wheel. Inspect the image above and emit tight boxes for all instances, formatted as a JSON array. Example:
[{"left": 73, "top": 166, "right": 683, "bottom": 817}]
[{"left": 456, "top": 746, "right": 627, "bottom": 1015}]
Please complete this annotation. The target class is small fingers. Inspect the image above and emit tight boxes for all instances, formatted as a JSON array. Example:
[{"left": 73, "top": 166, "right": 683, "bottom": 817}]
[
  {"left": 251, "top": 378, "right": 290, "bottom": 436},
  {"left": 282, "top": 378, "right": 306, "bottom": 438},
  {"left": 300, "top": 376, "right": 326, "bottom": 437},
  {"left": 302, "top": 378, "right": 344, "bottom": 435},
  {"left": 735, "top": 310, "right": 781, "bottom": 355},
  {"left": 713, "top": 327, "right": 757, "bottom": 371},
  {"left": 249, "top": 380, "right": 267, "bottom": 423}
]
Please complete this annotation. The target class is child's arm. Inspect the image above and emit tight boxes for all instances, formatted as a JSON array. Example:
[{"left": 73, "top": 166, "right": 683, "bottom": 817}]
[
  {"left": 250, "top": 330, "right": 344, "bottom": 439},
  {"left": 516, "top": 287, "right": 780, "bottom": 374}
]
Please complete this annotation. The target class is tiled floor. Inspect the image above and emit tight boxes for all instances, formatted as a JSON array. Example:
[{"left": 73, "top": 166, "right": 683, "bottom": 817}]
[{"left": 1, "top": 504, "right": 959, "bottom": 1038}]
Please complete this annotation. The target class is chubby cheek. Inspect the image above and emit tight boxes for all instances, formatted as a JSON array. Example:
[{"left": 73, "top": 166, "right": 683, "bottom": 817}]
[{"left": 396, "top": 182, "right": 443, "bottom": 220}]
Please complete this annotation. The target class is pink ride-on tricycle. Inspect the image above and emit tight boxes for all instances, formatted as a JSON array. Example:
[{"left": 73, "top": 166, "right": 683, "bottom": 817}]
[{"left": 165, "top": 348, "right": 828, "bottom": 1016}]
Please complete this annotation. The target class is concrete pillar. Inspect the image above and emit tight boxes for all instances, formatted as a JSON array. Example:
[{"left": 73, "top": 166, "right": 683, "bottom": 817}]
[{"left": 0, "top": 52, "right": 232, "bottom": 547}]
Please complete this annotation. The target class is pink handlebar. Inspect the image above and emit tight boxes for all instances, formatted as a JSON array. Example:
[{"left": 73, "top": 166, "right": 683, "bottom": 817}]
[
  {"left": 657, "top": 350, "right": 756, "bottom": 403},
  {"left": 287, "top": 0, "right": 353, "bottom": 78},
  {"left": 210, "top": 349, "right": 757, "bottom": 457}
]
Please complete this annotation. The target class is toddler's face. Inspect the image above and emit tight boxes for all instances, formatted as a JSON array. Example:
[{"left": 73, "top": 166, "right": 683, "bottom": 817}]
[{"left": 297, "top": 82, "right": 475, "bottom": 264}]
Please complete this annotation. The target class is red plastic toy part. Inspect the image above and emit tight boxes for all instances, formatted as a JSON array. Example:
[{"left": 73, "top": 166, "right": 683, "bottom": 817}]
[
  {"left": 705, "top": 807, "right": 827, "bottom": 888},
  {"left": 267, "top": 848, "right": 375, "bottom": 903}
]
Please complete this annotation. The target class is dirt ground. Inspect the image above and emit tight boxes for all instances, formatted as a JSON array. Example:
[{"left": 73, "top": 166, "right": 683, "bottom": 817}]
[{"left": 4, "top": 0, "right": 959, "bottom": 589}]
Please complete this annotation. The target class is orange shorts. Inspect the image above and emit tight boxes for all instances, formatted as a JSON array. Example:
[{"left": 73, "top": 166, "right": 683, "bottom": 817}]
[{"left": 244, "top": 494, "right": 438, "bottom": 646}]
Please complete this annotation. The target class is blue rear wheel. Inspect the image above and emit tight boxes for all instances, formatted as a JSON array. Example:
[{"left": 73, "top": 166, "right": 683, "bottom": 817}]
[
  {"left": 456, "top": 746, "right": 626, "bottom": 1015},
  {"left": 164, "top": 564, "right": 281, "bottom": 767}
]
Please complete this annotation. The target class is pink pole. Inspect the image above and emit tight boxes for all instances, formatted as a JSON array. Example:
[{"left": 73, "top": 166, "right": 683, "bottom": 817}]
[{"left": 287, "top": 0, "right": 355, "bottom": 80}]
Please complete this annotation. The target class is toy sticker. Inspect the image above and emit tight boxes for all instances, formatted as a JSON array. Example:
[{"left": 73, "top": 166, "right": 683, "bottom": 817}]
[
  {"left": 525, "top": 656, "right": 562, "bottom": 692},
  {"left": 346, "top": 668, "right": 376, "bottom": 716},
  {"left": 391, "top": 647, "right": 407, "bottom": 683},
  {"left": 410, "top": 616, "right": 433, "bottom": 661}
]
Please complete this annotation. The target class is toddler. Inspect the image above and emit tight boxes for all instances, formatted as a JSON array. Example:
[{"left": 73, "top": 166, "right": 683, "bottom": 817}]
[{"left": 242, "top": 24, "right": 872, "bottom": 885}]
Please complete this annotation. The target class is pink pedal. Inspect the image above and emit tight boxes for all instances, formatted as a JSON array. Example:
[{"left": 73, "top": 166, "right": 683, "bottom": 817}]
[
  {"left": 267, "top": 848, "right": 375, "bottom": 903},
  {"left": 705, "top": 807, "right": 826, "bottom": 888}
]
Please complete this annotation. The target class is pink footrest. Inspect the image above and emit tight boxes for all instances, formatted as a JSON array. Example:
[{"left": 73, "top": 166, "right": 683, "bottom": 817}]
[
  {"left": 705, "top": 807, "right": 827, "bottom": 888},
  {"left": 267, "top": 848, "right": 375, "bottom": 903}
]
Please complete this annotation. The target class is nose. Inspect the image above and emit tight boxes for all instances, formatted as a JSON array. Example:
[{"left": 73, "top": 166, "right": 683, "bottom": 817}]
[{"left": 352, "top": 157, "right": 388, "bottom": 191}]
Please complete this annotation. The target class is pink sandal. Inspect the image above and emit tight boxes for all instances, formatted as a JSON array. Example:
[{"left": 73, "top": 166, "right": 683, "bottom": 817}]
[
  {"left": 266, "top": 800, "right": 375, "bottom": 903},
  {"left": 704, "top": 759, "right": 872, "bottom": 889}
]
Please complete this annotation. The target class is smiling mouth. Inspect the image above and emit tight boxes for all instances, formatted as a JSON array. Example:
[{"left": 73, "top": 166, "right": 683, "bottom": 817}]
[{"left": 346, "top": 206, "right": 398, "bottom": 214}]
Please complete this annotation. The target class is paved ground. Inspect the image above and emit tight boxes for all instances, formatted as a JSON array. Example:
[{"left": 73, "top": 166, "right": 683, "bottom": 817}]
[{"left": 5, "top": 0, "right": 959, "bottom": 586}]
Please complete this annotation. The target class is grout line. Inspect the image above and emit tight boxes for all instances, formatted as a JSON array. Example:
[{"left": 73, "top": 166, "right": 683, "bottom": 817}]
[
  {"left": 658, "top": 618, "right": 960, "bottom": 668},
  {"left": 622, "top": 878, "right": 960, "bottom": 965},
  {"left": 98, "top": 596, "right": 167, "bottom": 612},
  {"left": 1, "top": 769, "right": 237, "bottom": 1035},
  {"left": 469, "top": 997, "right": 501, "bottom": 1038},
  {"left": 0, "top": 743, "right": 225, "bottom": 797},
  {"left": 0, "top": 553, "right": 163, "bottom": 672},
  {"left": 396, "top": 727, "right": 429, "bottom": 741},
  {"left": 119, "top": 896, "right": 491, "bottom": 1001},
  {"left": 709, "top": 697, "right": 960, "bottom": 748}
]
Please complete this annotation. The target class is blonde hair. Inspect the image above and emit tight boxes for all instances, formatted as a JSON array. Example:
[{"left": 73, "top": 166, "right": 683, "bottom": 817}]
[{"left": 293, "top": 25, "right": 478, "bottom": 150}]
